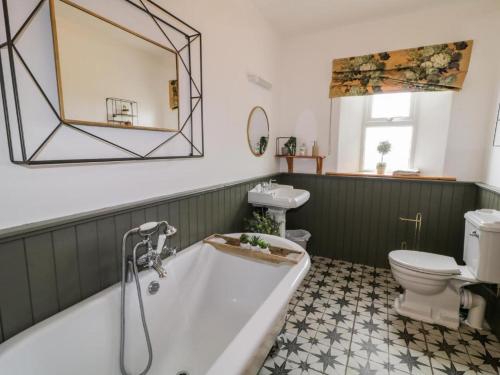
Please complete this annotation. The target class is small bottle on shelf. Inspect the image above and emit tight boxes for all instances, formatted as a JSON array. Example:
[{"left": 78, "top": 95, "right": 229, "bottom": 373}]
[{"left": 312, "top": 141, "right": 319, "bottom": 157}]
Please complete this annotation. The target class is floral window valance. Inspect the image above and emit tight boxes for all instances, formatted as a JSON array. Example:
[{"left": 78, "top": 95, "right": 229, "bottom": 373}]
[{"left": 329, "top": 40, "right": 473, "bottom": 98}]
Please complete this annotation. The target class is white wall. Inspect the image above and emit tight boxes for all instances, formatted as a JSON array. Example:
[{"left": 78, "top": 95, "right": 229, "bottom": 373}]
[
  {"left": 413, "top": 92, "right": 453, "bottom": 176},
  {"left": 483, "top": 70, "right": 500, "bottom": 189},
  {"left": 277, "top": 0, "right": 500, "bottom": 180},
  {"left": 0, "top": 0, "right": 282, "bottom": 229}
]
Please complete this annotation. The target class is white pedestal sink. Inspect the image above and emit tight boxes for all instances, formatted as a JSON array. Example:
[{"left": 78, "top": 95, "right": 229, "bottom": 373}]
[{"left": 248, "top": 183, "right": 310, "bottom": 237}]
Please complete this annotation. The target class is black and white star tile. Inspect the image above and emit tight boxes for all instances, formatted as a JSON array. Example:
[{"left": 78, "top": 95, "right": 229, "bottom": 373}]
[{"left": 259, "top": 255, "right": 500, "bottom": 375}]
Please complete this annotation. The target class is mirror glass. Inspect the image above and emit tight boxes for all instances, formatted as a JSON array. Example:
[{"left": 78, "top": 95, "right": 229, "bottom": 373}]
[
  {"left": 247, "top": 106, "right": 269, "bottom": 156},
  {"left": 52, "top": 0, "right": 179, "bottom": 132}
]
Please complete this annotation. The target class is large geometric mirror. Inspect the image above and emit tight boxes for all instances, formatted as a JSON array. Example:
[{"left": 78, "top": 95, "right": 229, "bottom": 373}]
[{"left": 0, "top": 0, "right": 203, "bottom": 164}]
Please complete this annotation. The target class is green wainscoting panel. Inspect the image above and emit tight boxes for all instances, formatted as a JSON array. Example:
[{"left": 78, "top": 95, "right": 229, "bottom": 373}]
[
  {"left": 0, "top": 175, "right": 274, "bottom": 343},
  {"left": 277, "top": 174, "right": 477, "bottom": 267}
]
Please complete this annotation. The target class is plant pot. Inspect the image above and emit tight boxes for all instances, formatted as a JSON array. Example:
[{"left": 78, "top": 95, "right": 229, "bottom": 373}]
[
  {"left": 376, "top": 164, "right": 386, "bottom": 175},
  {"left": 258, "top": 247, "right": 271, "bottom": 254}
]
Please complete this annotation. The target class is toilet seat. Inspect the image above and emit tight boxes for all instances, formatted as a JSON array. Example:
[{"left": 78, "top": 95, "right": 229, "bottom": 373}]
[{"left": 389, "top": 250, "right": 461, "bottom": 276}]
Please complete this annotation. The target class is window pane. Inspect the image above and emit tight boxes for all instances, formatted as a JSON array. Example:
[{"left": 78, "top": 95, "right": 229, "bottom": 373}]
[
  {"left": 363, "top": 126, "right": 413, "bottom": 171},
  {"left": 371, "top": 92, "right": 412, "bottom": 119}
]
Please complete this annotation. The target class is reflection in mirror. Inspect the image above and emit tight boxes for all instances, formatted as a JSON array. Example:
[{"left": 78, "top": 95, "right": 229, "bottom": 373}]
[
  {"left": 247, "top": 107, "right": 269, "bottom": 156},
  {"left": 51, "top": 0, "right": 179, "bottom": 132}
]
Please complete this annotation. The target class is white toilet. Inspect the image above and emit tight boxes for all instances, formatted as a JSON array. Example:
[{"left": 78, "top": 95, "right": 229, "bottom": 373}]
[{"left": 389, "top": 209, "right": 500, "bottom": 330}]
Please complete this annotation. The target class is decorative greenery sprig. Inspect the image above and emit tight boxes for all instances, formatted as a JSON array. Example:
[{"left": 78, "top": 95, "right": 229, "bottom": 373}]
[
  {"left": 284, "top": 136, "right": 297, "bottom": 156},
  {"left": 244, "top": 211, "right": 280, "bottom": 236},
  {"left": 250, "top": 235, "right": 260, "bottom": 247},
  {"left": 259, "top": 136, "right": 268, "bottom": 154}
]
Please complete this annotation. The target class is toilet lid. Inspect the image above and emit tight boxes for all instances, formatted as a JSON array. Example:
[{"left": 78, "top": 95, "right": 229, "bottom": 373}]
[{"left": 389, "top": 250, "right": 460, "bottom": 275}]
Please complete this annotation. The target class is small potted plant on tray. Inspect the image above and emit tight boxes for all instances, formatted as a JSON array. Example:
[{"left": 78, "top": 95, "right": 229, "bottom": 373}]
[{"left": 239, "top": 233, "right": 251, "bottom": 249}]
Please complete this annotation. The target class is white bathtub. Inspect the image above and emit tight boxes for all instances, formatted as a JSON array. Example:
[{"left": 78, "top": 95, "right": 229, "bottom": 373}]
[{"left": 0, "top": 234, "right": 310, "bottom": 375}]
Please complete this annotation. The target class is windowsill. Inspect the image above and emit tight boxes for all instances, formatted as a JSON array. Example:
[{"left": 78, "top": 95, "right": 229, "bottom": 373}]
[{"left": 325, "top": 171, "right": 456, "bottom": 181}]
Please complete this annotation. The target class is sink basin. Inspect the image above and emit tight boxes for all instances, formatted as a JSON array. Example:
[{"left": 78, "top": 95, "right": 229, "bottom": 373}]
[{"left": 248, "top": 184, "right": 310, "bottom": 209}]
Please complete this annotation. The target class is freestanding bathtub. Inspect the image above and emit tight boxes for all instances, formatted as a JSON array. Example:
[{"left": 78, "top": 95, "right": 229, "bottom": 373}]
[{"left": 0, "top": 234, "right": 310, "bottom": 375}]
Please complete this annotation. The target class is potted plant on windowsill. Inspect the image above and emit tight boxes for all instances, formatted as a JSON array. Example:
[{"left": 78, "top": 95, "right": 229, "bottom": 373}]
[{"left": 376, "top": 140, "right": 391, "bottom": 175}]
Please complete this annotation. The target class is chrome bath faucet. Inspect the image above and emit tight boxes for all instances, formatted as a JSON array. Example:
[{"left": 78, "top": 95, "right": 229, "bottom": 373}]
[{"left": 125, "top": 221, "right": 178, "bottom": 281}]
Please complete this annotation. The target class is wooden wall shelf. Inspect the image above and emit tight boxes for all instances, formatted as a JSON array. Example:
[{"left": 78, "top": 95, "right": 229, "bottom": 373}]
[{"left": 276, "top": 155, "right": 325, "bottom": 175}]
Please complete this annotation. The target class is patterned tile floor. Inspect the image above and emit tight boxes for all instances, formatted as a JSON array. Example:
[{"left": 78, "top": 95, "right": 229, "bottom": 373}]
[{"left": 259, "top": 256, "right": 500, "bottom": 375}]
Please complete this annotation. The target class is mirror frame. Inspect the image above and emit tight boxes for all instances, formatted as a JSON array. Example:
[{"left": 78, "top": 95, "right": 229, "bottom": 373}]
[
  {"left": 247, "top": 106, "right": 269, "bottom": 157},
  {"left": 50, "top": 0, "right": 180, "bottom": 132},
  {"left": 0, "top": 0, "right": 204, "bottom": 164}
]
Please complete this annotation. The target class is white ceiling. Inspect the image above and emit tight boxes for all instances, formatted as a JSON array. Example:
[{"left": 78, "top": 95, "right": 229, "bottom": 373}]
[{"left": 251, "top": 0, "right": 465, "bottom": 37}]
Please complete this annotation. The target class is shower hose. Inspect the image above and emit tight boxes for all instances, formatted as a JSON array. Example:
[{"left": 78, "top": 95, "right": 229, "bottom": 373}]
[{"left": 120, "top": 231, "right": 153, "bottom": 375}]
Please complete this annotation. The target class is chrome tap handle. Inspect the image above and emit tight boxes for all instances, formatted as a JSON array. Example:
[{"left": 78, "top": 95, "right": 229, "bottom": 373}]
[
  {"left": 167, "top": 246, "right": 177, "bottom": 256},
  {"left": 161, "top": 246, "right": 177, "bottom": 257}
]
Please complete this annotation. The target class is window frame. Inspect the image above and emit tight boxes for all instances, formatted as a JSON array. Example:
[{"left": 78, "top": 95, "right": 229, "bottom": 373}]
[{"left": 359, "top": 93, "right": 418, "bottom": 172}]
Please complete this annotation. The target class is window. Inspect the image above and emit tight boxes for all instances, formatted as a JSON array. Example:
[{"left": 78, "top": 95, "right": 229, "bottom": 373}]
[{"left": 361, "top": 92, "right": 415, "bottom": 171}]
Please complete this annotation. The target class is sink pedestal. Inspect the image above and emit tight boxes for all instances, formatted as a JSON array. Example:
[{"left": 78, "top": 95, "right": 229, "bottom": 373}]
[{"left": 267, "top": 208, "right": 287, "bottom": 237}]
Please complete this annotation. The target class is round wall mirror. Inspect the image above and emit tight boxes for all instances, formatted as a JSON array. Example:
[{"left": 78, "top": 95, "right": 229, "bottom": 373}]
[{"left": 247, "top": 106, "right": 269, "bottom": 156}]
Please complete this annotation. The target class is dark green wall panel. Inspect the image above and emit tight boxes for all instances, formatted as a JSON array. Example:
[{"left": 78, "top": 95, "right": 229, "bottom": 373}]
[
  {"left": 76, "top": 222, "right": 101, "bottom": 298},
  {"left": 278, "top": 174, "right": 477, "bottom": 267},
  {"left": 0, "top": 175, "right": 273, "bottom": 343},
  {"left": 25, "top": 234, "right": 59, "bottom": 322},
  {"left": 0, "top": 240, "right": 33, "bottom": 340},
  {"left": 52, "top": 227, "right": 81, "bottom": 309},
  {"left": 97, "top": 218, "right": 118, "bottom": 288}
]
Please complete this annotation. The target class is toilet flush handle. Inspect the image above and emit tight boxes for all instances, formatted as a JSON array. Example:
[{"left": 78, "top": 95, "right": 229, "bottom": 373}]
[{"left": 469, "top": 230, "right": 480, "bottom": 239}]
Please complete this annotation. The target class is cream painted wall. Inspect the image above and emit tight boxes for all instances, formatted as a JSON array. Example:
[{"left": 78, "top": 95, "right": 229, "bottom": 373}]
[
  {"left": 276, "top": 0, "right": 500, "bottom": 180},
  {"left": 0, "top": 0, "right": 281, "bottom": 229}
]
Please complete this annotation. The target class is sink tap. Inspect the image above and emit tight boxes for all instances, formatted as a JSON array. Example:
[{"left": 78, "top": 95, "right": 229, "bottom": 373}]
[{"left": 262, "top": 179, "right": 277, "bottom": 192}]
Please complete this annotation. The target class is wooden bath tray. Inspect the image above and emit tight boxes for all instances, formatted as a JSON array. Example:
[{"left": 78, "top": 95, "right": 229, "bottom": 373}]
[{"left": 203, "top": 234, "right": 304, "bottom": 265}]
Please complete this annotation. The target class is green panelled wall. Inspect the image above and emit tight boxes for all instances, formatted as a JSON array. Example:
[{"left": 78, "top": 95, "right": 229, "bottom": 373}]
[
  {"left": 0, "top": 175, "right": 274, "bottom": 343},
  {"left": 278, "top": 173, "right": 477, "bottom": 267}
]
